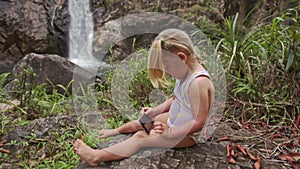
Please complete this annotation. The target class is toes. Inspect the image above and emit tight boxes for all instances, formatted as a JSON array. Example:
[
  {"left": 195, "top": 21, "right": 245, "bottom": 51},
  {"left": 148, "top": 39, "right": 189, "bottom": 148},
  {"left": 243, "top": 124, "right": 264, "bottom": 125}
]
[
  {"left": 74, "top": 139, "right": 83, "bottom": 148},
  {"left": 75, "top": 139, "right": 83, "bottom": 144},
  {"left": 73, "top": 139, "right": 84, "bottom": 153}
]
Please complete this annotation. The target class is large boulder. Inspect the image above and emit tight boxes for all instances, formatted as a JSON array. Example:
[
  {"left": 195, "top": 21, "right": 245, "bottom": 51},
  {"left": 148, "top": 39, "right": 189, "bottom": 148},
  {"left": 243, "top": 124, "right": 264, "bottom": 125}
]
[
  {"left": 5, "top": 53, "right": 101, "bottom": 94},
  {"left": 0, "top": 0, "right": 70, "bottom": 74}
]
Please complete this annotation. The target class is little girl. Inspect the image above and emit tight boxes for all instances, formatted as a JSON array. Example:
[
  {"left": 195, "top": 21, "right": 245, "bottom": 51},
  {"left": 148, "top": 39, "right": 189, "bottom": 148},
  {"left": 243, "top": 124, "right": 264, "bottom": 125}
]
[{"left": 74, "top": 28, "right": 214, "bottom": 166}]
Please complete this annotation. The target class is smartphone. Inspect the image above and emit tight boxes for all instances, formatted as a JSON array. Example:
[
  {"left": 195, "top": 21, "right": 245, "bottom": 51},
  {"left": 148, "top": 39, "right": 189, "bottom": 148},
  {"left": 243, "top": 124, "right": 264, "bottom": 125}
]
[{"left": 139, "top": 113, "right": 154, "bottom": 134}]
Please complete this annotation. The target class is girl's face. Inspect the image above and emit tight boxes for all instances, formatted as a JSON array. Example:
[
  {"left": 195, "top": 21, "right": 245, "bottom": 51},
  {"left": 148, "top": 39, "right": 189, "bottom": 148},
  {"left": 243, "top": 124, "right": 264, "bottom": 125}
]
[{"left": 161, "top": 51, "right": 189, "bottom": 80}]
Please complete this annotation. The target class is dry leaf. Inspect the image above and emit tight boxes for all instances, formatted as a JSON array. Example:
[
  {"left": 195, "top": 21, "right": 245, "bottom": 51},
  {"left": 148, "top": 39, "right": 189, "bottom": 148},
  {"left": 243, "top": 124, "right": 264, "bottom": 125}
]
[
  {"left": 231, "top": 148, "right": 235, "bottom": 156},
  {"left": 234, "top": 144, "right": 247, "bottom": 156},
  {"left": 279, "top": 153, "right": 300, "bottom": 161},
  {"left": 269, "top": 133, "right": 282, "bottom": 139},
  {"left": 247, "top": 150, "right": 258, "bottom": 161},
  {"left": 217, "top": 137, "right": 230, "bottom": 141},
  {"left": 278, "top": 153, "right": 300, "bottom": 169},
  {"left": 253, "top": 156, "right": 261, "bottom": 169},
  {"left": 0, "top": 148, "right": 11, "bottom": 154},
  {"left": 249, "top": 125, "right": 256, "bottom": 131},
  {"left": 286, "top": 156, "right": 299, "bottom": 169},
  {"left": 226, "top": 144, "right": 231, "bottom": 157},
  {"left": 226, "top": 144, "right": 236, "bottom": 164},
  {"left": 0, "top": 139, "right": 5, "bottom": 147},
  {"left": 0, "top": 139, "right": 5, "bottom": 144},
  {"left": 227, "top": 156, "right": 236, "bottom": 164}
]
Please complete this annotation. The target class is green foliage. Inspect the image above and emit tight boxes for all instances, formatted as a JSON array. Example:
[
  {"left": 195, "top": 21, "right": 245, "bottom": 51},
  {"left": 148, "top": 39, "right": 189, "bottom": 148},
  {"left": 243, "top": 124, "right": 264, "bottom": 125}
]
[
  {"left": 2, "top": 65, "right": 72, "bottom": 119},
  {"left": 103, "top": 0, "right": 120, "bottom": 8},
  {"left": 16, "top": 128, "right": 81, "bottom": 169},
  {"left": 0, "top": 113, "right": 10, "bottom": 135},
  {"left": 0, "top": 68, "right": 76, "bottom": 168},
  {"left": 0, "top": 73, "right": 11, "bottom": 103},
  {"left": 0, "top": 73, "right": 13, "bottom": 135},
  {"left": 24, "top": 83, "right": 71, "bottom": 118},
  {"left": 214, "top": 6, "right": 300, "bottom": 123},
  {"left": 0, "top": 72, "right": 10, "bottom": 88}
]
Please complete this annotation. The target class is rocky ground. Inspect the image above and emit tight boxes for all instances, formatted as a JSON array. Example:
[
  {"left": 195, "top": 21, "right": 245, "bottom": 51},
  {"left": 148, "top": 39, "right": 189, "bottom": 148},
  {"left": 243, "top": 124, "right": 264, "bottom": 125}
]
[
  {"left": 76, "top": 120, "right": 297, "bottom": 169},
  {"left": 0, "top": 112, "right": 298, "bottom": 168}
]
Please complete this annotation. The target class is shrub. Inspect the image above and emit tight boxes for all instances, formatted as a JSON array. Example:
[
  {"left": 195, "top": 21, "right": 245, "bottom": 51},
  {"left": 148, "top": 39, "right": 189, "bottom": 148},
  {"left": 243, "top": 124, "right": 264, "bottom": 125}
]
[{"left": 214, "top": 6, "right": 300, "bottom": 124}]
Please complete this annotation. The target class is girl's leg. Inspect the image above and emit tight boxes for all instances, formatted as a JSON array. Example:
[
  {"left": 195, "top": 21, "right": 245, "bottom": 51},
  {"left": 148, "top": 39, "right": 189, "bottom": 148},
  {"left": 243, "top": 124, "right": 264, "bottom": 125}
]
[
  {"left": 74, "top": 128, "right": 195, "bottom": 166},
  {"left": 99, "top": 120, "right": 142, "bottom": 138},
  {"left": 99, "top": 113, "right": 169, "bottom": 138},
  {"left": 153, "top": 112, "right": 169, "bottom": 123}
]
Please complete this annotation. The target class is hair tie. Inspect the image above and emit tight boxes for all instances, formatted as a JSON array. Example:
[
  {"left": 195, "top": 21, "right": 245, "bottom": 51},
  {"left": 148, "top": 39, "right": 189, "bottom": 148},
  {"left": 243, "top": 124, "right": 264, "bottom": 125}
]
[{"left": 160, "top": 38, "right": 165, "bottom": 46}]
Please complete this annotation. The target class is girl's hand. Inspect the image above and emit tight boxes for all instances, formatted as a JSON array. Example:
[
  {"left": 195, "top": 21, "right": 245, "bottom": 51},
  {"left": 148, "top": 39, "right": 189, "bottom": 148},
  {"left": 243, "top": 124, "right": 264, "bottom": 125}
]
[
  {"left": 152, "top": 121, "right": 169, "bottom": 135},
  {"left": 149, "top": 129, "right": 160, "bottom": 136},
  {"left": 141, "top": 107, "right": 155, "bottom": 118},
  {"left": 141, "top": 107, "right": 150, "bottom": 114}
]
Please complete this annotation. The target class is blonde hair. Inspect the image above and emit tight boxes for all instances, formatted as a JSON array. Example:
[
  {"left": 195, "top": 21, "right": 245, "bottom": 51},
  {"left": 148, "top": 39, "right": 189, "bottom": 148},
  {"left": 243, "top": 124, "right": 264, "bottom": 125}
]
[{"left": 148, "top": 28, "right": 200, "bottom": 88}]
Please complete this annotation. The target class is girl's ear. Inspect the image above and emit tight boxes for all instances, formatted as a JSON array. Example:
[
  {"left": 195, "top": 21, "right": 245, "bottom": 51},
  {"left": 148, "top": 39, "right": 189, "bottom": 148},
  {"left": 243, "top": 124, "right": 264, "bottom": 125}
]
[{"left": 177, "top": 52, "right": 188, "bottom": 62}]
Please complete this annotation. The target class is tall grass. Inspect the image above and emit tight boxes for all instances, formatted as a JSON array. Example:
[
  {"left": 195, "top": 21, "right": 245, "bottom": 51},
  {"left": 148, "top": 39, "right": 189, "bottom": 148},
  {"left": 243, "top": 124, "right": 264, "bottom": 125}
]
[{"left": 214, "top": 6, "right": 300, "bottom": 124}]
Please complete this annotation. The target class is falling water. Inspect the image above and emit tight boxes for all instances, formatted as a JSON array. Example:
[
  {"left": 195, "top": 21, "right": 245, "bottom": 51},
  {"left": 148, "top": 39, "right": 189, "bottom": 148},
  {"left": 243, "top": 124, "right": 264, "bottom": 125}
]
[
  {"left": 69, "top": 0, "right": 105, "bottom": 133},
  {"left": 68, "top": 0, "right": 98, "bottom": 71}
]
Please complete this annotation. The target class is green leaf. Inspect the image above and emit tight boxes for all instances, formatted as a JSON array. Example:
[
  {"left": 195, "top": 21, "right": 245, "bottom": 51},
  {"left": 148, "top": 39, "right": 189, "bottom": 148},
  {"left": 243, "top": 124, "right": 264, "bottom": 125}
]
[
  {"left": 285, "top": 50, "right": 295, "bottom": 71},
  {"left": 0, "top": 73, "right": 10, "bottom": 88}
]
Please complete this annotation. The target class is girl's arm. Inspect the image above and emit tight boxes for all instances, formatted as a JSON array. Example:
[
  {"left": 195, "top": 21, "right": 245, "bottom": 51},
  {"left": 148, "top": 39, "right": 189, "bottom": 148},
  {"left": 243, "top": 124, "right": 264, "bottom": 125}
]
[
  {"left": 143, "top": 96, "right": 175, "bottom": 118},
  {"left": 159, "top": 77, "right": 213, "bottom": 138}
]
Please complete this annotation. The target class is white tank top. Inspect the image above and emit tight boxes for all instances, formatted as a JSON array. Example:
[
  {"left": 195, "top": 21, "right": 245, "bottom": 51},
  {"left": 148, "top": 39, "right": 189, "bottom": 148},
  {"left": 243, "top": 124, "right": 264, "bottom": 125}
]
[{"left": 167, "top": 70, "right": 210, "bottom": 127}]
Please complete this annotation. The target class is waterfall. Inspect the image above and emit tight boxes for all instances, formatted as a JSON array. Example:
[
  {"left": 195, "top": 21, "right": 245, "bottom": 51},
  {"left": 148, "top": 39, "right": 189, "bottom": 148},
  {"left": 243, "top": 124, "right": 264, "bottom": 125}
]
[
  {"left": 69, "top": 0, "right": 105, "bottom": 133},
  {"left": 68, "top": 0, "right": 98, "bottom": 72}
]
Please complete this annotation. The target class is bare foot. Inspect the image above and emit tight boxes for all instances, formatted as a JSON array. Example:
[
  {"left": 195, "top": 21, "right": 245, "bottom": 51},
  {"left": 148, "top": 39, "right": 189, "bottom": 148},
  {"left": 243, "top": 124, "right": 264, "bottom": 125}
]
[
  {"left": 73, "top": 139, "right": 99, "bottom": 166},
  {"left": 98, "top": 129, "right": 119, "bottom": 139}
]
